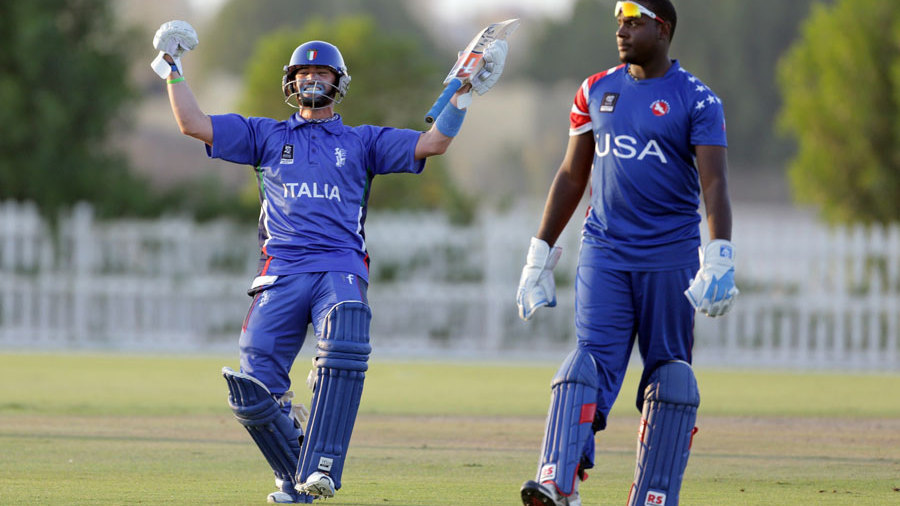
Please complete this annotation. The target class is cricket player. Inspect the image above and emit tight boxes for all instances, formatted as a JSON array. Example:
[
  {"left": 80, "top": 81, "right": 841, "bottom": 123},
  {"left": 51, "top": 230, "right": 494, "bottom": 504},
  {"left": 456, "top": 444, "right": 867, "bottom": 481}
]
[
  {"left": 150, "top": 21, "right": 508, "bottom": 503},
  {"left": 515, "top": 1, "right": 738, "bottom": 505}
]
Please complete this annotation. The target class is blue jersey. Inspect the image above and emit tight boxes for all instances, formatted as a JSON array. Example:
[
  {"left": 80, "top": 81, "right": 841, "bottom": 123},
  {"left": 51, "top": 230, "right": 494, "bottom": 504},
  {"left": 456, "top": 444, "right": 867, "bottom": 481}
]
[
  {"left": 569, "top": 60, "right": 727, "bottom": 270},
  {"left": 207, "top": 113, "right": 425, "bottom": 282}
]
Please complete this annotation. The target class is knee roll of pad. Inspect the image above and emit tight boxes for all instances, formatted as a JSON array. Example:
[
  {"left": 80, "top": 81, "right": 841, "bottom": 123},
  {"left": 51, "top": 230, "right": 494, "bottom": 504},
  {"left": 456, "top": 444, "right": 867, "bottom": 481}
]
[
  {"left": 296, "top": 301, "right": 372, "bottom": 492},
  {"left": 222, "top": 367, "right": 305, "bottom": 489},
  {"left": 537, "top": 347, "right": 600, "bottom": 498},
  {"left": 627, "top": 360, "right": 700, "bottom": 506}
]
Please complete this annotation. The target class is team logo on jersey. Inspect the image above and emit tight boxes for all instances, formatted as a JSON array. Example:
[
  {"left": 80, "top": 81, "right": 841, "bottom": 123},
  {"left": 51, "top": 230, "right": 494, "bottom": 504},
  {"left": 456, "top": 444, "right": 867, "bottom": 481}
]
[
  {"left": 600, "top": 92, "right": 619, "bottom": 113},
  {"left": 650, "top": 99, "right": 670, "bottom": 117},
  {"left": 334, "top": 147, "right": 347, "bottom": 167},
  {"left": 281, "top": 144, "right": 294, "bottom": 165},
  {"left": 596, "top": 134, "right": 668, "bottom": 164},
  {"left": 306, "top": 50, "right": 318, "bottom": 60},
  {"left": 283, "top": 182, "right": 342, "bottom": 201}
]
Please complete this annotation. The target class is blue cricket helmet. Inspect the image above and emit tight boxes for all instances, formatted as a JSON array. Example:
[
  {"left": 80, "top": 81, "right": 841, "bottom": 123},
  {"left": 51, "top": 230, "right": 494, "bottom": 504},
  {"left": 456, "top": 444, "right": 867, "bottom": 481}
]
[{"left": 282, "top": 40, "right": 351, "bottom": 101}]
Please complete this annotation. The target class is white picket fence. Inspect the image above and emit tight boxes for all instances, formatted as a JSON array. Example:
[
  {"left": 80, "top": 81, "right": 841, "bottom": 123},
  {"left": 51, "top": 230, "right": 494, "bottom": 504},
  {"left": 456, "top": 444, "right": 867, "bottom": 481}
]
[{"left": 0, "top": 200, "right": 898, "bottom": 370}]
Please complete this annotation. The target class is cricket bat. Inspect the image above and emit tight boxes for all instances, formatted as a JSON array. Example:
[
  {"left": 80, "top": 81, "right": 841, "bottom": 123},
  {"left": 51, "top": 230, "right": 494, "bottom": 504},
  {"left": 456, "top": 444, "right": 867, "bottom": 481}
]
[{"left": 424, "top": 18, "right": 520, "bottom": 123}]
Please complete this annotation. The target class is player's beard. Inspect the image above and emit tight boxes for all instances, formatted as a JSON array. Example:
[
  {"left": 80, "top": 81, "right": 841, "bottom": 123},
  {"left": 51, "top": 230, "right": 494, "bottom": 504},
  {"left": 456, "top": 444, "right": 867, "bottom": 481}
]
[
  {"left": 618, "top": 49, "right": 645, "bottom": 66},
  {"left": 298, "top": 81, "right": 337, "bottom": 109}
]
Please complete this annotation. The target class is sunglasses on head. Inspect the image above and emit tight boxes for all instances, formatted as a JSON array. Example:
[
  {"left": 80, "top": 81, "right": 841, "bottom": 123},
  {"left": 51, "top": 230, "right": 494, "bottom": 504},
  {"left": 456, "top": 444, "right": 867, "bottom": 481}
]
[{"left": 615, "top": 1, "right": 665, "bottom": 24}]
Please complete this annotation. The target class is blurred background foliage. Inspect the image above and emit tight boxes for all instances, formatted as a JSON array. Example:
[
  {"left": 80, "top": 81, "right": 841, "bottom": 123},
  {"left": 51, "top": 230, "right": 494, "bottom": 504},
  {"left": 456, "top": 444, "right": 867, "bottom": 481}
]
[
  {"left": 0, "top": 0, "right": 149, "bottom": 224},
  {"left": 9, "top": 0, "right": 900, "bottom": 225},
  {"left": 0, "top": 0, "right": 255, "bottom": 224},
  {"left": 778, "top": 0, "right": 900, "bottom": 224}
]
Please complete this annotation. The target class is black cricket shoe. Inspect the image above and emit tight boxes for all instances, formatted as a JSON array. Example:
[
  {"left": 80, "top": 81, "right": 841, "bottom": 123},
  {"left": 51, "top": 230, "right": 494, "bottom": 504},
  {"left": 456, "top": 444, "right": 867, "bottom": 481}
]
[{"left": 521, "top": 480, "right": 580, "bottom": 506}]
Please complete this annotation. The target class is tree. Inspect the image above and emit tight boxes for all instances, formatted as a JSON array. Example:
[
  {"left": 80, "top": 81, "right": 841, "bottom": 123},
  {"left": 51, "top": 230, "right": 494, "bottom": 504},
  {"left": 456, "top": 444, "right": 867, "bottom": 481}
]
[
  {"left": 0, "top": 0, "right": 156, "bottom": 221},
  {"left": 778, "top": 0, "right": 900, "bottom": 223},
  {"left": 236, "top": 16, "right": 475, "bottom": 223}
]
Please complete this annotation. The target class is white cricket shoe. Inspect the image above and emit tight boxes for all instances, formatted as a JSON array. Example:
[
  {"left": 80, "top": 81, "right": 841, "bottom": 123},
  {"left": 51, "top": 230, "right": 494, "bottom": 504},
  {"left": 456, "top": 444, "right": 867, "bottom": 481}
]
[
  {"left": 296, "top": 471, "right": 336, "bottom": 498},
  {"left": 520, "top": 480, "right": 581, "bottom": 506},
  {"left": 267, "top": 491, "right": 296, "bottom": 504},
  {"left": 268, "top": 478, "right": 308, "bottom": 503}
]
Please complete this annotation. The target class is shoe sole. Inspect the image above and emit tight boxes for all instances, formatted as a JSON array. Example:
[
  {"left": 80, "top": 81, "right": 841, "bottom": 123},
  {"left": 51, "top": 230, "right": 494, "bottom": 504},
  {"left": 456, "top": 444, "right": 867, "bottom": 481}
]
[
  {"left": 300, "top": 479, "right": 335, "bottom": 498},
  {"left": 520, "top": 480, "right": 557, "bottom": 506}
]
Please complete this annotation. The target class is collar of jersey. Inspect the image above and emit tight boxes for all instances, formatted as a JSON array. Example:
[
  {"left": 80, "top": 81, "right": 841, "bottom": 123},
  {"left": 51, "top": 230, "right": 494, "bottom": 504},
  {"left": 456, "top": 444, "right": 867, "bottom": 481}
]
[
  {"left": 288, "top": 112, "right": 344, "bottom": 134},
  {"left": 625, "top": 59, "right": 681, "bottom": 83}
]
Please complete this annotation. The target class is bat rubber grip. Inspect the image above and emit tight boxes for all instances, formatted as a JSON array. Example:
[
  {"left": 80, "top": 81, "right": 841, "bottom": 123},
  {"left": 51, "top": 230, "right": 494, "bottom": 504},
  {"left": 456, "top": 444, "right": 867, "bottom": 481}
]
[{"left": 424, "top": 78, "right": 464, "bottom": 123}]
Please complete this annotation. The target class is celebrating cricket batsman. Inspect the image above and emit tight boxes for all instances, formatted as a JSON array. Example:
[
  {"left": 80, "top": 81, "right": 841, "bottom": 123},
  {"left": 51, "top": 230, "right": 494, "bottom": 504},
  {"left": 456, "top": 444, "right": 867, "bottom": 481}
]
[
  {"left": 151, "top": 19, "right": 509, "bottom": 503},
  {"left": 515, "top": 1, "right": 738, "bottom": 505}
]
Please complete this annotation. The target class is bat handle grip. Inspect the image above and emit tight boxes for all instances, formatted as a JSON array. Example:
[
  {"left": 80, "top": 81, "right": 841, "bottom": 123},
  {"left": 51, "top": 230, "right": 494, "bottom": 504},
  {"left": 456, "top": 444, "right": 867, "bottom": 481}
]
[{"left": 424, "top": 78, "right": 464, "bottom": 124}]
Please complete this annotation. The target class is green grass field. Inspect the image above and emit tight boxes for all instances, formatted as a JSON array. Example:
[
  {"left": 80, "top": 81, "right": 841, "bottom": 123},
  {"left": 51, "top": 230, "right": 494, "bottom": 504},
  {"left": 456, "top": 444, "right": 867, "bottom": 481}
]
[{"left": 1, "top": 353, "right": 898, "bottom": 505}]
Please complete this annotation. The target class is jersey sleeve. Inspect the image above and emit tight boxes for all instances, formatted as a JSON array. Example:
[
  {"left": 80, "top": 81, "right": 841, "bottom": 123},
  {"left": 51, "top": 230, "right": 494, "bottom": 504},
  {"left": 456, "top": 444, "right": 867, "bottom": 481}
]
[
  {"left": 364, "top": 126, "right": 426, "bottom": 175},
  {"left": 569, "top": 78, "right": 593, "bottom": 136},
  {"left": 205, "top": 114, "right": 274, "bottom": 166},
  {"left": 568, "top": 66, "right": 623, "bottom": 137},
  {"left": 689, "top": 92, "right": 728, "bottom": 148}
]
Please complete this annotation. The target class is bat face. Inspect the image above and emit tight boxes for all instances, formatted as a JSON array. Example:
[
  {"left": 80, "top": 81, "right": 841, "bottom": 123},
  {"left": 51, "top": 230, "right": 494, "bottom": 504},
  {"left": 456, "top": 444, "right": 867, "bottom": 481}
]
[
  {"left": 443, "top": 19, "right": 520, "bottom": 85},
  {"left": 452, "top": 53, "right": 485, "bottom": 81}
]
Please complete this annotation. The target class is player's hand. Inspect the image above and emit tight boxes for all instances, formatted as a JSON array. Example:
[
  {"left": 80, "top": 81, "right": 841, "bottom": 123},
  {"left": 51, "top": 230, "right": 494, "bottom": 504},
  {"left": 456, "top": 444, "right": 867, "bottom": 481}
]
[
  {"left": 150, "top": 20, "right": 198, "bottom": 79},
  {"left": 684, "top": 239, "right": 739, "bottom": 317},
  {"left": 471, "top": 39, "right": 507, "bottom": 95},
  {"left": 516, "top": 237, "right": 562, "bottom": 321}
]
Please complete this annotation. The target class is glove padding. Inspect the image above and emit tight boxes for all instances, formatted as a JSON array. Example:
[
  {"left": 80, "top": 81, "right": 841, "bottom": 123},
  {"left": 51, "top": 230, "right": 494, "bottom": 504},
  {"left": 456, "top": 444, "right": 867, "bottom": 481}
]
[
  {"left": 150, "top": 20, "right": 199, "bottom": 79},
  {"left": 471, "top": 39, "right": 507, "bottom": 95},
  {"left": 516, "top": 237, "right": 563, "bottom": 321},
  {"left": 684, "top": 239, "right": 739, "bottom": 317}
]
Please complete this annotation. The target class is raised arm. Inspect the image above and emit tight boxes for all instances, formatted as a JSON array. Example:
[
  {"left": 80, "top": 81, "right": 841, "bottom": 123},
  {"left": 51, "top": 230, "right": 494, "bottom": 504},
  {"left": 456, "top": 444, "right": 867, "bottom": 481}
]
[
  {"left": 414, "top": 40, "right": 508, "bottom": 160},
  {"left": 414, "top": 86, "right": 471, "bottom": 159},
  {"left": 150, "top": 21, "right": 212, "bottom": 145},
  {"left": 163, "top": 56, "right": 213, "bottom": 145}
]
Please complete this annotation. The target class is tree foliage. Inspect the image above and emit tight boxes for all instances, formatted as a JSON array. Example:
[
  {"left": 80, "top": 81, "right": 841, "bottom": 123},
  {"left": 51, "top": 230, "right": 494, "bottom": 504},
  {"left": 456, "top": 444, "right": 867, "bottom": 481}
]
[
  {"left": 236, "top": 16, "right": 475, "bottom": 223},
  {"left": 0, "top": 0, "right": 158, "bottom": 221},
  {"left": 778, "top": 0, "right": 900, "bottom": 223}
]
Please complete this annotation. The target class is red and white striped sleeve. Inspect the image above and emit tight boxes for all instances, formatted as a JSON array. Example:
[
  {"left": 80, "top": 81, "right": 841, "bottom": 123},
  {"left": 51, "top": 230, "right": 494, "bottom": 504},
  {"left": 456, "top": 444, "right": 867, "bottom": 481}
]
[{"left": 569, "top": 65, "right": 624, "bottom": 136}]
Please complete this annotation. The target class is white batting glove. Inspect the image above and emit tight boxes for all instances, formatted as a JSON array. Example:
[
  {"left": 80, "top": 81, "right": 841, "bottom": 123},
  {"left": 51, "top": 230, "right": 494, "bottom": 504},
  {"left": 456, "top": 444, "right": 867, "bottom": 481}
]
[
  {"left": 684, "top": 239, "right": 739, "bottom": 317},
  {"left": 150, "top": 20, "right": 199, "bottom": 79},
  {"left": 516, "top": 237, "right": 563, "bottom": 321},
  {"left": 471, "top": 39, "right": 507, "bottom": 95}
]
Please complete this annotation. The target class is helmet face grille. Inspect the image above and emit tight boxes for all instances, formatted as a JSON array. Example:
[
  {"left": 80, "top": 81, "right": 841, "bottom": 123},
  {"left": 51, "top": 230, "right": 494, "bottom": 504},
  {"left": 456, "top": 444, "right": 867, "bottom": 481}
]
[{"left": 283, "top": 40, "right": 351, "bottom": 100}]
